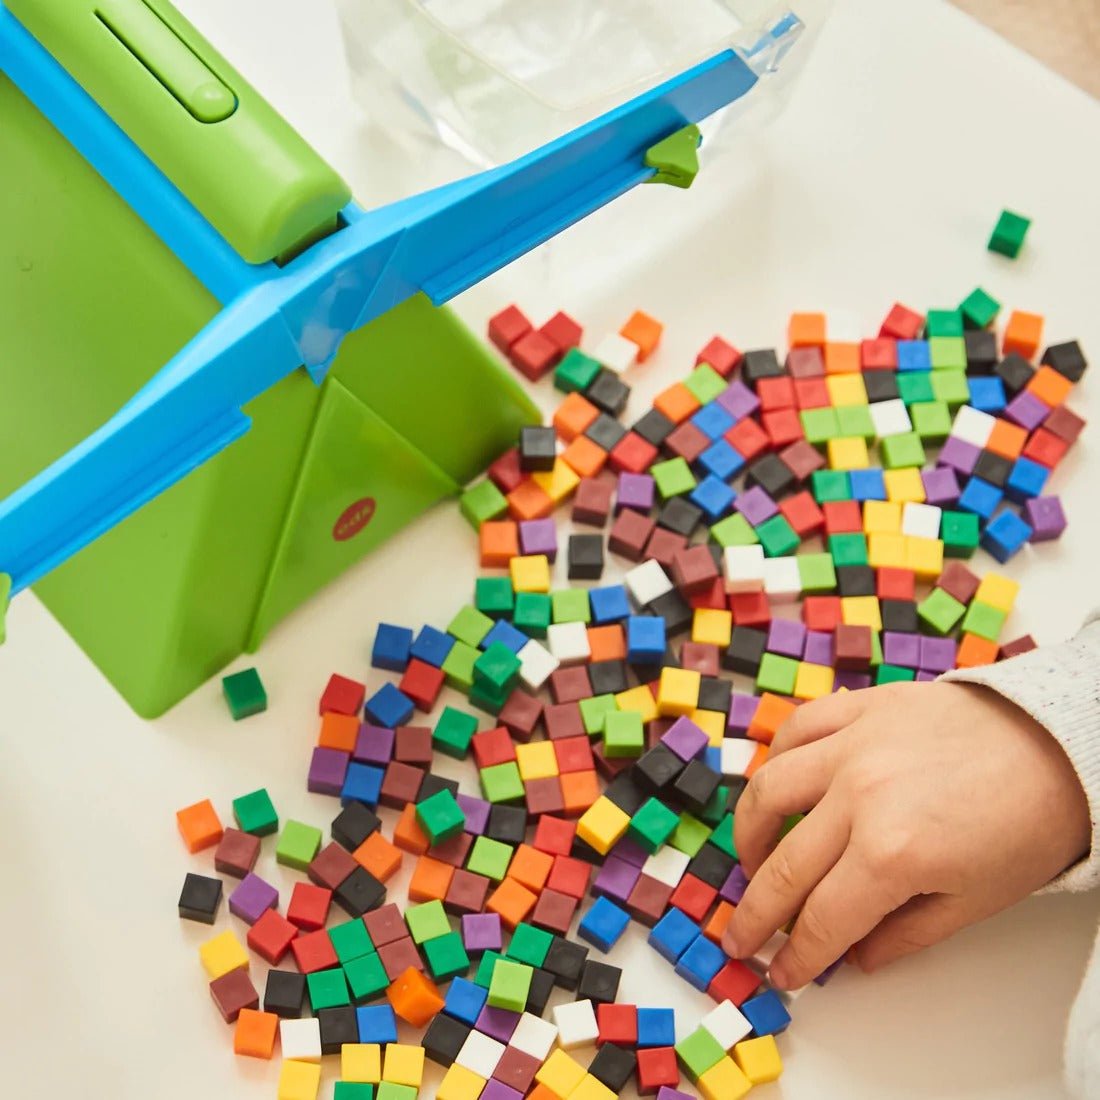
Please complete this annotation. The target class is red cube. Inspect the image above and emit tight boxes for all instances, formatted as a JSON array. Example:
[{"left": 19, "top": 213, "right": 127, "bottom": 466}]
[
  {"left": 247, "top": 909, "right": 298, "bottom": 965},
  {"left": 399, "top": 659, "right": 445, "bottom": 712},
  {"left": 287, "top": 882, "right": 332, "bottom": 932},
  {"left": 510, "top": 329, "right": 559, "bottom": 381},
  {"left": 802, "top": 595, "right": 842, "bottom": 632},
  {"left": 553, "top": 736, "right": 595, "bottom": 774},
  {"left": 707, "top": 958, "right": 762, "bottom": 1006},
  {"left": 290, "top": 927, "right": 339, "bottom": 974},
  {"left": 793, "top": 376, "right": 830, "bottom": 409},
  {"left": 822, "top": 499, "right": 863, "bottom": 535},
  {"left": 546, "top": 855, "right": 591, "bottom": 899},
  {"left": 729, "top": 591, "right": 771, "bottom": 628},
  {"left": 488, "top": 304, "right": 532, "bottom": 352},
  {"left": 472, "top": 726, "right": 517, "bottom": 769},
  {"left": 696, "top": 335, "right": 742, "bottom": 377},
  {"left": 688, "top": 578, "right": 726, "bottom": 611},
  {"left": 609, "top": 432, "right": 659, "bottom": 475},
  {"left": 725, "top": 418, "right": 770, "bottom": 462},
  {"left": 533, "top": 816, "right": 576, "bottom": 857},
  {"left": 488, "top": 447, "right": 526, "bottom": 493},
  {"left": 1022, "top": 427, "right": 1069, "bottom": 468},
  {"left": 756, "top": 376, "right": 795, "bottom": 411},
  {"left": 779, "top": 491, "right": 825, "bottom": 538},
  {"left": 876, "top": 567, "right": 916, "bottom": 601},
  {"left": 761, "top": 408, "right": 803, "bottom": 449},
  {"left": 879, "top": 301, "right": 924, "bottom": 340},
  {"left": 668, "top": 873, "right": 719, "bottom": 923},
  {"left": 861, "top": 337, "right": 898, "bottom": 370},
  {"left": 597, "top": 1003, "right": 638, "bottom": 1047},
  {"left": 319, "top": 673, "right": 365, "bottom": 717},
  {"left": 539, "top": 310, "right": 583, "bottom": 354},
  {"left": 636, "top": 1046, "right": 680, "bottom": 1095}
]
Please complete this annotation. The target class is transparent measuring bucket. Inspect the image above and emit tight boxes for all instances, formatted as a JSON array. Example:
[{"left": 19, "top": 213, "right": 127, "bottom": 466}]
[{"left": 337, "top": 0, "right": 831, "bottom": 168}]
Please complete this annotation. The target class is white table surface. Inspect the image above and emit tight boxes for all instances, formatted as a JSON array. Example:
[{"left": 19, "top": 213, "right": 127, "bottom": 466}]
[{"left": 2, "top": 1, "right": 1099, "bottom": 1098}]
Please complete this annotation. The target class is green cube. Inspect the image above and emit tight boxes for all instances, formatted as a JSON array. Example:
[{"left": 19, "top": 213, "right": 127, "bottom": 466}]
[
  {"left": 917, "top": 588, "right": 966, "bottom": 635},
  {"left": 551, "top": 588, "right": 592, "bottom": 624},
  {"left": 869, "top": 629, "right": 883, "bottom": 668},
  {"left": 344, "top": 951, "right": 389, "bottom": 1002},
  {"left": 931, "top": 370, "right": 970, "bottom": 407},
  {"left": 470, "top": 679, "right": 509, "bottom": 716},
  {"left": 797, "top": 552, "right": 837, "bottom": 593},
  {"left": 476, "top": 576, "right": 515, "bottom": 619},
  {"left": 488, "top": 959, "right": 533, "bottom": 1013},
  {"left": 555, "top": 348, "right": 602, "bottom": 393},
  {"left": 876, "top": 663, "right": 915, "bottom": 685},
  {"left": 881, "top": 432, "right": 926, "bottom": 469},
  {"left": 756, "top": 652, "right": 798, "bottom": 695},
  {"left": 335, "top": 1084, "right": 375, "bottom": 1100},
  {"left": 800, "top": 406, "right": 839, "bottom": 445},
  {"left": 835, "top": 404, "right": 875, "bottom": 442},
  {"left": 232, "top": 788, "right": 278, "bottom": 837},
  {"left": 415, "top": 789, "right": 467, "bottom": 845},
  {"left": 441, "top": 640, "right": 480, "bottom": 692},
  {"left": 460, "top": 480, "right": 508, "bottom": 529},
  {"left": 405, "top": 899, "right": 452, "bottom": 944},
  {"left": 448, "top": 605, "right": 494, "bottom": 648},
  {"left": 699, "top": 784, "right": 729, "bottom": 826},
  {"left": 988, "top": 209, "right": 1030, "bottom": 259},
  {"left": 810, "top": 469, "right": 851, "bottom": 503},
  {"left": 676, "top": 1026, "right": 726, "bottom": 1083},
  {"left": 467, "top": 835, "right": 515, "bottom": 881},
  {"left": 828, "top": 532, "right": 868, "bottom": 568},
  {"left": 579, "top": 694, "right": 618, "bottom": 735},
  {"left": 602, "top": 709, "right": 645, "bottom": 758},
  {"left": 474, "top": 643, "right": 521, "bottom": 693},
  {"left": 479, "top": 762, "right": 525, "bottom": 804},
  {"left": 683, "top": 363, "right": 727, "bottom": 404},
  {"left": 651, "top": 457, "right": 697, "bottom": 499},
  {"left": 221, "top": 667, "right": 267, "bottom": 721},
  {"left": 925, "top": 309, "right": 963, "bottom": 338},
  {"left": 629, "top": 797, "right": 681, "bottom": 854},
  {"left": 756, "top": 514, "right": 799, "bottom": 557},
  {"left": 308, "top": 968, "right": 350, "bottom": 1011},
  {"left": 474, "top": 949, "right": 505, "bottom": 988},
  {"left": 961, "top": 600, "right": 1006, "bottom": 641},
  {"left": 929, "top": 336, "right": 967, "bottom": 371},
  {"left": 909, "top": 401, "right": 952, "bottom": 442},
  {"left": 941, "top": 510, "right": 980, "bottom": 558},
  {"left": 897, "top": 372, "right": 934, "bottom": 405},
  {"left": 707, "top": 813, "right": 738, "bottom": 859},
  {"left": 423, "top": 930, "right": 470, "bottom": 981},
  {"left": 329, "top": 919, "right": 374, "bottom": 966},
  {"left": 433, "top": 706, "right": 479, "bottom": 759},
  {"left": 275, "top": 819, "right": 322, "bottom": 870},
  {"left": 959, "top": 287, "right": 1001, "bottom": 330},
  {"left": 709, "top": 512, "right": 759, "bottom": 548},
  {"left": 669, "top": 812, "right": 711, "bottom": 857},
  {"left": 513, "top": 591, "right": 552, "bottom": 636},
  {"left": 377, "top": 1085, "right": 417, "bottom": 1100},
  {"left": 506, "top": 922, "right": 554, "bottom": 967}
]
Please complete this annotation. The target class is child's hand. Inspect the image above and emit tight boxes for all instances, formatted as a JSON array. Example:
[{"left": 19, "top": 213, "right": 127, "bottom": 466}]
[{"left": 721, "top": 682, "right": 1091, "bottom": 990}]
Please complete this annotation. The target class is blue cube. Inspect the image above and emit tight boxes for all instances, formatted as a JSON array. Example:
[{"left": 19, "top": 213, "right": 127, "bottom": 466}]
[
  {"left": 896, "top": 340, "right": 931, "bottom": 372},
  {"left": 577, "top": 896, "right": 631, "bottom": 953},
  {"left": 690, "top": 475, "right": 737, "bottom": 522},
  {"left": 442, "top": 977, "right": 488, "bottom": 1025},
  {"left": 589, "top": 584, "right": 631, "bottom": 625},
  {"left": 967, "top": 376, "right": 1007, "bottom": 414},
  {"left": 690, "top": 402, "right": 735, "bottom": 441},
  {"left": 364, "top": 682, "right": 415, "bottom": 728},
  {"left": 674, "top": 933, "right": 728, "bottom": 991},
  {"left": 637, "top": 1006, "right": 677, "bottom": 1048},
  {"left": 741, "top": 989, "right": 792, "bottom": 1036},
  {"left": 849, "top": 467, "right": 887, "bottom": 502},
  {"left": 981, "top": 510, "right": 1033, "bottom": 563},
  {"left": 957, "top": 476, "right": 1003, "bottom": 521},
  {"left": 1005, "top": 457, "right": 1049, "bottom": 503},
  {"left": 627, "top": 615, "right": 667, "bottom": 665},
  {"left": 698, "top": 439, "right": 745, "bottom": 482},
  {"left": 356, "top": 1004, "right": 399, "bottom": 1044},
  {"left": 341, "top": 763, "right": 384, "bottom": 808},
  {"left": 409, "top": 625, "right": 455, "bottom": 668},
  {"left": 704, "top": 745, "right": 722, "bottom": 774},
  {"left": 648, "top": 907, "right": 701, "bottom": 964},
  {"left": 372, "top": 623, "right": 413, "bottom": 672},
  {"left": 482, "top": 619, "right": 529, "bottom": 655}
]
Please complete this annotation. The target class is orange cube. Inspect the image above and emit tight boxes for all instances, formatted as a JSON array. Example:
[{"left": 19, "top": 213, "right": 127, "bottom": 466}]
[
  {"left": 234, "top": 1008, "right": 279, "bottom": 1059},
  {"left": 507, "top": 479, "right": 554, "bottom": 521},
  {"left": 744, "top": 741, "right": 770, "bottom": 778},
  {"left": 408, "top": 856, "right": 455, "bottom": 902},
  {"left": 1027, "top": 365, "right": 1073, "bottom": 407},
  {"left": 387, "top": 967, "right": 445, "bottom": 1027},
  {"left": 560, "top": 770, "right": 601, "bottom": 816},
  {"left": 788, "top": 312, "right": 826, "bottom": 349},
  {"left": 824, "top": 342, "right": 860, "bottom": 374},
  {"left": 587, "top": 624, "right": 626, "bottom": 663},
  {"left": 480, "top": 520, "right": 519, "bottom": 567},
  {"left": 620, "top": 310, "right": 664, "bottom": 361},
  {"left": 653, "top": 382, "right": 700, "bottom": 424},
  {"left": 553, "top": 392, "right": 600, "bottom": 441},
  {"left": 561, "top": 435, "right": 608, "bottom": 479},
  {"left": 985, "top": 419, "right": 1027, "bottom": 459},
  {"left": 393, "top": 803, "right": 430, "bottom": 855},
  {"left": 746, "top": 693, "right": 797, "bottom": 744},
  {"left": 486, "top": 877, "right": 538, "bottom": 929},
  {"left": 354, "top": 831, "right": 404, "bottom": 881},
  {"left": 1002, "top": 310, "right": 1044, "bottom": 360},
  {"left": 318, "top": 712, "right": 360, "bottom": 753},
  {"left": 508, "top": 844, "right": 554, "bottom": 893},
  {"left": 176, "top": 799, "right": 223, "bottom": 853},
  {"left": 704, "top": 900, "right": 736, "bottom": 944},
  {"left": 956, "top": 632, "right": 998, "bottom": 669}
]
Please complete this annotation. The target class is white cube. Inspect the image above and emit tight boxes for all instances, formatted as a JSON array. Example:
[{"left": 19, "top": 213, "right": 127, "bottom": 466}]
[
  {"left": 591, "top": 332, "right": 639, "bottom": 375},
  {"left": 751, "top": 930, "right": 789, "bottom": 972},
  {"left": 552, "top": 999, "right": 600, "bottom": 1049},
  {"left": 869, "top": 398, "right": 911, "bottom": 439},
  {"left": 952, "top": 405, "right": 996, "bottom": 447},
  {"left": 625, "top": 559, "right": 673, "bottom": 606},
  {"left": 546, "top": 621, "right": 591, "bottom": 665},
  {"left": 279, "top": 1017, "right": 322, "bottom": 1062},
  {"left": 723, "top": 545, "right": 766, "bottom": 593},
  {"left": 509, "top": 1013, "right": 558, "bottom": 1061},
  {"left": 720, "top": 737, "right": 760, "bottom": 777},
  {"left": 901, "top": 501, "right": 942, "bottom": 539},
  {"left": 642, "top": 845, "right": 691, "bottom": 887},
  {"left": 763, "top": 557, "right": 801, "bottom": 601},
  {"left": 456, "top": 1029, "right": 506, "bottom": 1076},
  {"left": 518, "top": 639, "right": 559, "bottom": 690},
  {"left": 701, "top": 999, "right": 753, "bottom": 1050}
]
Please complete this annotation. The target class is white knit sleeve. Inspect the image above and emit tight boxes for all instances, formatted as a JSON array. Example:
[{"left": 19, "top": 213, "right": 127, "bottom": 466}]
[{"left": 941, "top": 611, "right": 1100, "bottom": 894}]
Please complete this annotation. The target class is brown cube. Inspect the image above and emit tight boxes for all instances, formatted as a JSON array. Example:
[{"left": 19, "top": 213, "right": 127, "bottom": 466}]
[
  {"left": 379, "top": 761, "right": 426, "bottom": 809},
  {"left": 363, "top": 903, "right": 407, "bottom": 947},
  {"left": 671, "top": 544, "right": 720, "bottom": 595},
  {"left": 444, "top": 868, "right": 491, "bottom": 916},
  {"left": 680, "top": 642, "right": 720, "bottom": 677},
  {"left": 525, "top": 777, "right": 566, "bottom": 818},
  {"left": 663, "top": 421, "right": 709, "bottom": 463},
  {"left": 834, "top": 624, "right": 871, "bottom": 669},
  {"left": 499, "top": 690, "right": 543, "bottom": 743},
  {"left": 307, "top": 842, "right": 358, "bottom": 890},
  {"left": 549, "top": 667, "right": 592, "bottom": 705},
  {"left": 608, "top": 509, "right": 656, "bottom": 561},
  {"left": 544, "top": 702, "right": 586, "bottom": 741},
  {"left": 572, "top": 477, "right": 615, "bottom": 527},
  {"left": 394, "top": 725, "right": 434, "bottom": 766},
  {"left": 531, "top": 888, "right": 578, "bottom": 936},
  {"left": 493, "top": 1047, "right": 542, "bottom": 1093},
  {"left": 378, "top": 936, "right": 423, "bottom": 979},
  {"left": 644, "top": 528, "right": 687, "bottom": 570},
  {"left": 431, "top": 831, "right": 473, "bottom": 868},
  {"left": 625, "top": 874, "right": 673, "bottom": 926},
  {"left": 936, "top": 560, "right": 981, "bottom": 605},
  {"left": 779, "top": 439, "right": 826, "bottom": 483},
  {"left": 214, "top": 828, "right": 261, "bottom": 878},
  {"left": 209, "top": 968, "right": 259, "bottom": 1023}
]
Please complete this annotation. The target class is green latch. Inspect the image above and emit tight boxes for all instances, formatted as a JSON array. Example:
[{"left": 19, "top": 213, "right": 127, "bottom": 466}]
[
  {"left": 0, "top": 573, "right": 10, "bottom": 645},
  {"left": 645, "top": 124, "right": 702, "bottom": 189}
]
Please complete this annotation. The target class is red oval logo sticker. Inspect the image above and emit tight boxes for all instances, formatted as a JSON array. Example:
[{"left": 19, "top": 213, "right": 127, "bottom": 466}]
[{"left": 333, "top": 497, "right": 376, "bottom": 542}]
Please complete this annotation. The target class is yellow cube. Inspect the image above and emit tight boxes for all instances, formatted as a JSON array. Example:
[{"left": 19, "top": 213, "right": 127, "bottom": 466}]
[
  {"left": 532, "top": 458, "right": 580, "bottom": 504},
  {"left": 656, "top": 666, "right": 701, "bottom": 717},
  {"left": 692, "top": 607, "right": 733, "bottom": 647},
  {"left": 510, "top": 554, "right": 551, "bottom": 593},
  {"left": 277, "top": 1061, "right": 321, "bottom": 1100},
  {"left": 690, "top": 709, "right": 727, "bottom": 746},
  {"left": 515, "top": 740, "right": 559, "bottom": 781},
  {"left": 576, "top": 796, "right": 631, "bottom": 856},
  {"left": 535, "top": 1049, "right": 587, "bottom": 1097},
  {"left": 827, "top": 436, "right": 870, "bottom": 470},
  {"left": 199, "top": 929, "right": 249, "bottom": 980},
  {"left": 569, "top": 1075, "right": 617, "bottom": 1100},
  {"left": 615, "top": 684, "right": 658, "bottom": 724},
  {"left": 383, "top": 1043, "right": 425, "bottom": 1088},
  {"left": 794, "top": 662, "right": 834, "bottom": 700},
  {"left": 734, "top": 1035, "right": 784, "bottom": 1083},
  {"left": 825, "top": 373, "right": 868, "bottom": 406},
  {"left": 883, "top": 467, "right": 926, "bottom": 503},
  {"left": 862, "top": 499, "right": 901, "bottom": 535},
  {"left": 697, "top": 1056, "right": 754, "bottom": 1100},
  {"left": 437, "top": 1064, "right": 487, "bottom": 1100},
  {"left": 341, "top": 1044, "right": 382, "bottom": 1084},
  {"left": 975, "top": 572, "right": 1020, "bottom": 612},
  {"left": 904, "top": 535, "right": 944, "bottom": 580},
  {"left": 841, "top": 595, "right": 882, "bottom": 631},
  {"left": 867, "top": 532, "right": 907, "bottom": 569}
]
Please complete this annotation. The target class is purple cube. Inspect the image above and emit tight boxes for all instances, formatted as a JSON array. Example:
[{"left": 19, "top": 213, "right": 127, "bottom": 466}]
[
  {"left": 766, "top": 618, "right": 806, "bottom": 659},
  {"left": 456, "top": 793, "right": 492, "bottom": 835},
  {"left": 354, "top": 723, "right": 395, "bottom": 766},
  {"left": 915, "top": 670, "right": 938, "bottom": 682},
  {"left": 814, "top": 955, "right": 846, "bottom": 986},
  {"left": 803, "top": 630, "right": 834, "bottom": 666},
  {"left": 734, "top": 485, "right": 778, "bottom": 526},
  {"left": 462, "top": 912, "right": 503, "bottom": 954},
  {"left": 1024, "top": 495, "right": 1067, "bottom": 541},
  {"left": 481, "top": 1083, "right": 523, "bottom": 1100},
  {"left": 922, "top": 466, "right": 960, "bottom": 507},
  {"left": 228, "top": 873, "right": 278, "bottom": 925},
  {"left": 1004, "top": 391, "right": 1049, "bottom": 432},
  {"left": 715, "top": 380, "right": 760, "bottom": 422},
  {"left": 591, "top": 856, "right": 641, "bottom": 904},
  {"left": 727, "top": 693, "right": 760, "bottom": 734},
  {"left": 882, "top": 631, "right": 920, "bottom": 669},
  {"left": 308, "top": 747, "right": 350, "bottom": 796},
  {"left": 476, "top": 1005, "right": 521, "bottom": 1043},
  {"left": 720, "top": 864, "right": 750, "bottom": 905},
  {"left": 607, "top": 836, "right": 649, "bottom": 868},
  {"left": 617, "top": 472, "right": 656, "bottom": 514},
  {"left": 519, "top": 518, "right": 558, "bottom": 561},
  {"left": 661, "top": 716, "right": 709, "bottom": 762},
  {"left": 833, "top": 670, "right": 872, "bottom": 691},
  {"left": 657, "top": 1090, "right": 695, "bottom": 1100},
  {"left": 938, "top": 437, "right": 980, "bottom": 476},
  {"left": 919, "top": 636, "right": 957, "bottom": 674}
]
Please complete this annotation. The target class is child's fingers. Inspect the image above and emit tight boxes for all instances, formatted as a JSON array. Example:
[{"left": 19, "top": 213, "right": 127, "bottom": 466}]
[
  {"left": 723, "top": 792, "right": 848, "bottom": 961},
  {"left": 770, "top": 689, "right": 870, "bottom": 757},
  {"left": 766, "top": 850, "right": 911, "bottom": 990},
  {"left": 734, "top": 736, "right": 840, "bottom": 877},
  {"left": 849, "top": 893, "right": 975, "bottom": 974}
]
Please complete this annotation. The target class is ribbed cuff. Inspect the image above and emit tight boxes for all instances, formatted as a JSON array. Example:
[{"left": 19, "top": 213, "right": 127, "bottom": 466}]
[{"left": 941, "top": 614, "right": 1100, "bottom": 895}]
